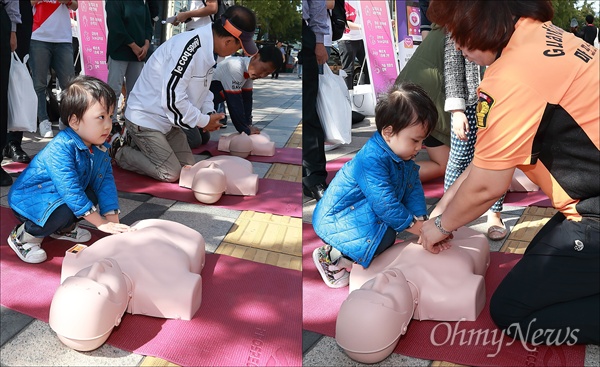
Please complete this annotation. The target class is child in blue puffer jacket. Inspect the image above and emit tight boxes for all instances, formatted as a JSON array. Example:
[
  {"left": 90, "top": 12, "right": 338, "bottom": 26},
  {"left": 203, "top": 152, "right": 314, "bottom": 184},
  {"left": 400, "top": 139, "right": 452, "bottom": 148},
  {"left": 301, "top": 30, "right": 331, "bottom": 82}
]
[
  {"left": 312, "top": 81, "right": 438, "bottom": 288},
  {"left": 8, "top": 76, "right": 131, "bottom": 264}
]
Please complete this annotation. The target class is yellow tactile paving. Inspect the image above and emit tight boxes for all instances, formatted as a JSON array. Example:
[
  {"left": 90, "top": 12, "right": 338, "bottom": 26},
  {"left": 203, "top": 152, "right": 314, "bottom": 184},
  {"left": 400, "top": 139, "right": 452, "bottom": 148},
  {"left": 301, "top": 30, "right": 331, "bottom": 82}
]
[
  {"left": 285, "top": 122, "right": 302, "bottom": 148},
  {"left": 265, "top": 163, "right": 302, "bottom": 182},
  {"left": 139, "top": 356, "right": 179, "bottom": 367},
  {"left": 216, "top": 242, "right": 302, "bottom": 270},
  {"left": 500, "top": 206, "right": 558, "bottom": 253},
  {"left": 431, "top": 361, "right": 469, "bottom": 367},
  {"left": 221, "top": 211, "right": 302, "bottom": 257}
]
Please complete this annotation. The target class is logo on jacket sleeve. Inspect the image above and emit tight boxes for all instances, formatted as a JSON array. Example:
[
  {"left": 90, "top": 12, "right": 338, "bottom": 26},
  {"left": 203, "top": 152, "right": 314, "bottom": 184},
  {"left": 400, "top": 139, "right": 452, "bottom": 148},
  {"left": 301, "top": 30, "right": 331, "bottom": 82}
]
[{"left": 476, "top": 90, "right": 495, "bottom": 128}]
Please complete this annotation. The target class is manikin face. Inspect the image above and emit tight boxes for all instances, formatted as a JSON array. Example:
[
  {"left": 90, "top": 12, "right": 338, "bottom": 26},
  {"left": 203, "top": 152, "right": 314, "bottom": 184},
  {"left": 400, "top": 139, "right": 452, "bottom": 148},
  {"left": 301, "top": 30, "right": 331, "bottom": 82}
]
[
  {"left": 75, "top": 259, "right": 127, "bottom": 298},
  {"left": 69, "top": 99, "right": 113, "bottom": 147},
  {"left": 382, "top": 123, "right": 428, "bottom": 161},
  {"left": 247, "top": 57, "right": 276, "bottom": 79},
  {"left": 455, "top": 44, "right": 497, "bottom": 66},
  {"left": 359, "top": 268, "right": 414, "bottom": 314}
]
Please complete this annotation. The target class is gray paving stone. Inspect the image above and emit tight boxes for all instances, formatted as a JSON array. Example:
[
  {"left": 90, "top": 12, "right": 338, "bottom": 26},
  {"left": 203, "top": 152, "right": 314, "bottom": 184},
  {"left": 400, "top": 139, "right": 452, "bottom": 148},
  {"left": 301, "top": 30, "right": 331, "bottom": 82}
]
[
  {"left": 0, "top": 307, "right": 34, "bottom": 346},
  {"left": 0, "top": 320, "right": 143, "bottom": 366}
]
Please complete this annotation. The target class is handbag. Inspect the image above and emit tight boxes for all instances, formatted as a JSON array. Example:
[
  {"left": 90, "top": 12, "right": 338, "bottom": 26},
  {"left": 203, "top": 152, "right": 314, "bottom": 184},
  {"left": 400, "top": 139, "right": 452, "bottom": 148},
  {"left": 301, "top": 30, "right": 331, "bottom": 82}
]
[
  {"left": 316, "top": 66, "right": 352, "bottom": 144},
  {"left": 8, "top": 52, "right": 38, "bottom": 132}
]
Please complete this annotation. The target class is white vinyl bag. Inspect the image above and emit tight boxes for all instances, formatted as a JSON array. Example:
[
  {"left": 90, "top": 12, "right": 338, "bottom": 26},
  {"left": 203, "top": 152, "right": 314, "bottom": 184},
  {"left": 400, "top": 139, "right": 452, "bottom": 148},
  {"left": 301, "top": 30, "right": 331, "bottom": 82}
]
[
  {"left": 8, "top": 52, "right": 38, "bottom": 132},
  {"left": 316, "top": 66, "right": 352, "bottom": 144},
  {"left": 350, "top": 84, "right": 375, "bottom": 117}
]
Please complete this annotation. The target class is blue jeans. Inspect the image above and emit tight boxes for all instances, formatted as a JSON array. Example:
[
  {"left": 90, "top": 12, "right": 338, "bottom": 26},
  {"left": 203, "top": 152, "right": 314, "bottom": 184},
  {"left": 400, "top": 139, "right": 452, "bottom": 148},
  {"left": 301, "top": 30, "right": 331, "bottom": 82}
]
[{"left": 29, "top": 40, "right": 74, "bottom": 123}]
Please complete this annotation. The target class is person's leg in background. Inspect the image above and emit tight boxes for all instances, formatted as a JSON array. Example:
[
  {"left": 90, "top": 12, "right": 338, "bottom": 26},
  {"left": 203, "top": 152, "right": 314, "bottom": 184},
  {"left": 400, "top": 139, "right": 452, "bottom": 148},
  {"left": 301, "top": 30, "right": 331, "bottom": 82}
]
[
  {"left": 338, "top": 39, "right": 356, "bottom": 90},
  {"left": 354, "top": 39, "right": 369, "bottom": 85},
  {"left": 1, "top": 2, "right": 13, "bottom": 185},
  {"left": 419, "top": 135, "right": 449, "bottom": 183},
  {"left": 302, "top": 21, "right": 327, "bottom": 200},
  {"left": 4, "top": 0, "right": 33, "bottom": 164},
  {"left": 29, "top": 39, "right": 54, "bottom": 138},
  {"left": 106, "top": 56, "right": 128, "bottom": 128}
]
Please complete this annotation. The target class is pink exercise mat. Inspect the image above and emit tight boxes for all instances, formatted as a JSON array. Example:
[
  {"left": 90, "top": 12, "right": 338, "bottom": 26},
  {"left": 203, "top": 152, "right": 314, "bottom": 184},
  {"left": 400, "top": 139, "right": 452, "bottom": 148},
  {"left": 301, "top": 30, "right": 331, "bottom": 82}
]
[
  {"left": 192, "top": 141, "right": 301, "bottom": 165},
  {"left": 302, "top": 223, "right": 585, "bottom": 367},
  {"left": 0, "top": 208, "right": 301, "bottom": 367},
  {"left": 111, "top": 165, "right": 302, "bottom": 218}
]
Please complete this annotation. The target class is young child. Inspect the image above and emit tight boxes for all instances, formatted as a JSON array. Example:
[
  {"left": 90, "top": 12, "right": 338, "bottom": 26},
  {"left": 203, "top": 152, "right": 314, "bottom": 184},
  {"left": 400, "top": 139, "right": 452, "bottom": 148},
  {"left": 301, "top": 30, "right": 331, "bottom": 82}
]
[
  {"left": 312, "top": 81, "right": 438, "bottom": 288},
  {"left": 8, "top": 76, "right": 131, "bottom": 264}
]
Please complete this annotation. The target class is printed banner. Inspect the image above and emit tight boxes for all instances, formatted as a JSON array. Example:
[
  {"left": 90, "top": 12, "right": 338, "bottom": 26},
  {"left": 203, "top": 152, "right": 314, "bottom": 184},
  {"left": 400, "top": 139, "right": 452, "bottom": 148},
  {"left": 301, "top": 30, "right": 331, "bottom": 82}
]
[
  {"left": 395, "top": 0, "right": 420, "bottom": 71},
  {"left": 76, "top": 0, "right": 108, "bottom": 82},
  {"left": 359, "top": 1, "right": 399, "bottom": 97}
]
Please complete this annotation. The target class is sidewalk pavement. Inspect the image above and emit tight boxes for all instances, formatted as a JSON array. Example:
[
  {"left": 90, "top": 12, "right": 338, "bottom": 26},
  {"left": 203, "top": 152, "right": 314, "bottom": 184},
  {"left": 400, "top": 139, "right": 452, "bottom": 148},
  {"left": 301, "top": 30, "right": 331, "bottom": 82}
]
[
  {"left": 301, "top": 115, "right": 600, "bottom": 367},
  {"left": 0, "top": 72, "right": 301, "bottom": 367}
]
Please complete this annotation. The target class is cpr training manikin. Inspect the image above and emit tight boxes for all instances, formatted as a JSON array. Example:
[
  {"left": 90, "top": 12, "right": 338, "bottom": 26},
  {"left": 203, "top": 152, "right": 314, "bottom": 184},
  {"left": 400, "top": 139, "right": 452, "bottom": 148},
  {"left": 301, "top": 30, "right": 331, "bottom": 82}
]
[
  {"left": 336, "top": 226, "right": 490, "bottom": 363},
  {"left": 49, "top": 219, "right": 205, "bottom": 351}
]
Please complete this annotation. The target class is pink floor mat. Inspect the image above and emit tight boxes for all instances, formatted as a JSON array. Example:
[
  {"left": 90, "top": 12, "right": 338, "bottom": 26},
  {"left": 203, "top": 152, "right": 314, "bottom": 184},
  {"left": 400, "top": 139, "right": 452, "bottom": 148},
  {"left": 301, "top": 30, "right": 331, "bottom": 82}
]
[
  {"left": 0, "top": 208, "right": 301, "bottom": 367},
  {"left": 302, "top": 223, "right": 585, "bottom": 367},
  {"left": 112, "top": 165, "right": 302, "bottom": 218},
  {"left": 192, "top": 141, "right": 301, "bottom": 165}
]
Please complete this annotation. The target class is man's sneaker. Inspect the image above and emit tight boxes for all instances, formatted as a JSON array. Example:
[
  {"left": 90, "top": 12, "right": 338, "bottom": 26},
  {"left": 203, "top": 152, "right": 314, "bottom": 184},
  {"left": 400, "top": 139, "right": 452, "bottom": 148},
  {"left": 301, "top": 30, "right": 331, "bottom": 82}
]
[
  {"left": 50, "top": 224, "right": 92, "bottom": 243},
  {"left": 7, "top": 225, "right": 47, "bottom": 264},
  {"left": 313, "top": 245, "right": 350, "bottom": 288},
  {"left": 39, "top": 119, "right": 54, "bottom": 138},
  {"left": 109, "top": 127, "right": 129, "bottom": 159}
]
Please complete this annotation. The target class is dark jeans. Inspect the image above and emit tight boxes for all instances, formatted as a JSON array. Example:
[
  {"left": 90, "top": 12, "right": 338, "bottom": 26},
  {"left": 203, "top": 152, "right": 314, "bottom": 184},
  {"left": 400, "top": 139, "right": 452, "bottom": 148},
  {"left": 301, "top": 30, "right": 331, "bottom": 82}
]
[
  {"left": 338, "top": 39, "right": 368, "bottom": 90},
  {"left": 13, "top": 188, "right": 98, "bottom": 238},
  {"left": 301, "top": 21, "right": 327, "bottom": 189},
  {"left": 373, "top": 226, "right": 398, "bottom": 258},
  {"left": 490, "top": 211, "right": 600, "bottom": 344}
]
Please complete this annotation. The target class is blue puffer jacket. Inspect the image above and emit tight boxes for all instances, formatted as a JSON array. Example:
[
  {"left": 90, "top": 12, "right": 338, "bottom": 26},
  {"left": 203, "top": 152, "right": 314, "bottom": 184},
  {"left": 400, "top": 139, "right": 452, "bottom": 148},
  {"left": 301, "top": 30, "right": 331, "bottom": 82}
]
[
  {"left": 313, "top": 132, "right": 428, "bottom": 267},
  {"left": 8, "top": 128, "right": 119, "bottom": 226}
]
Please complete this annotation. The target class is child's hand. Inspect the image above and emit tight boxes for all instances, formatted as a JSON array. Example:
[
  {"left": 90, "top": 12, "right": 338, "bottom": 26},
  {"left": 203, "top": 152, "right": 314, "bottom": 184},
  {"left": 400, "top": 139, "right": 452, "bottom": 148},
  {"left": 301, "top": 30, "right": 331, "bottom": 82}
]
[{"left": 98, "top": 221, "right": 132, "bottom": 234}]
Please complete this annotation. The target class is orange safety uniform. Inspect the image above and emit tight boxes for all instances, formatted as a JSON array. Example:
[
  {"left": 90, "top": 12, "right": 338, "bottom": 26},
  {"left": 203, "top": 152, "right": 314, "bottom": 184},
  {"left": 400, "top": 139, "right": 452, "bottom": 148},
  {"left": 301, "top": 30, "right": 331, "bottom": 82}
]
[{"left": 473, "top": 18, "right": 599, "bottom": 221}]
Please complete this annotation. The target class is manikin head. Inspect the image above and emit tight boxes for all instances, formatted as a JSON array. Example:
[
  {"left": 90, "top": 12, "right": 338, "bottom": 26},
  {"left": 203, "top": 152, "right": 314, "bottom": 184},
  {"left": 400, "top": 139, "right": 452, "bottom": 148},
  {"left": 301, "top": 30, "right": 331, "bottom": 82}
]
[
  {"left": 336, "top": 268, "right": 415, "bottom": 364},
  {"left": 49, "top": 258, "right": 129, "bottom": 351},
  {"left": 229, "top": 132, "right": 253, "bottom": 158},
  {"left": 192, "top": 163, "right": 227, "bottom": 203}
]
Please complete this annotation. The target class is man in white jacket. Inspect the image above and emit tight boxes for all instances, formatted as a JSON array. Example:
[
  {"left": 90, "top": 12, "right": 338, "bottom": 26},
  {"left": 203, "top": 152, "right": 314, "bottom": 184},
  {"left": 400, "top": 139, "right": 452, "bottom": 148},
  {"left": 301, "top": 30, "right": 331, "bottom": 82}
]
[{"left": 113, "top": 5, "right": 257, "bottom": 182}]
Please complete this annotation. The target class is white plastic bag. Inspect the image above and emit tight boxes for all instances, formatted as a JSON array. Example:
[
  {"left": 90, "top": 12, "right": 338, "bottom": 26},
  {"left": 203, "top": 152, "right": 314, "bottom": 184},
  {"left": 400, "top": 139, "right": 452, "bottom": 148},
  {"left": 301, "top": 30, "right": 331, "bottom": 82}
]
[
  {"left": 350, "top": 84, "right": 376, "bottom": 117},
  {"left": 316, "top": 66, "right": 352, "bottom": 144},
  {"left": 8, "top": 52, "right": 38, "bottom": 132}
]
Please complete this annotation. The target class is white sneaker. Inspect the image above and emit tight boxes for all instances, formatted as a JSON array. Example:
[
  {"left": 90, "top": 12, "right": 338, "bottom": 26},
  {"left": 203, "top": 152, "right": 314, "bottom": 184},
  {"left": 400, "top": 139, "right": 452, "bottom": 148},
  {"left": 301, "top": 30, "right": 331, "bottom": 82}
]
[
  {"left": 50, "top": 224, "right": 92, "bottom": 242},
  {"left": 39, "top": 119, "right": 54, "bottom": 138},
  {"left": 7, "top": 225, "right": 47, "bottom": 264}
]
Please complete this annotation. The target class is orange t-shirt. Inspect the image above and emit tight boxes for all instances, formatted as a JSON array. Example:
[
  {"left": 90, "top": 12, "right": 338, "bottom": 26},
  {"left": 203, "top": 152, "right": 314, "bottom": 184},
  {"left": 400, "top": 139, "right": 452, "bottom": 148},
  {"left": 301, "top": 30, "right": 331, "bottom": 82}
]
[{"left": 473, "top": 18, "right": 599, "bottom": 220}]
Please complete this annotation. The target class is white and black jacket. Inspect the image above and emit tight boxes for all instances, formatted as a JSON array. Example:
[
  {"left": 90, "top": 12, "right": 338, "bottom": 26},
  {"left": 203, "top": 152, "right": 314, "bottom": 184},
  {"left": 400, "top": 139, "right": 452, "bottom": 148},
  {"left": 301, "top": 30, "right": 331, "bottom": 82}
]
[{"left": 125, "top": 24, "right": 216, "bottom": 134}]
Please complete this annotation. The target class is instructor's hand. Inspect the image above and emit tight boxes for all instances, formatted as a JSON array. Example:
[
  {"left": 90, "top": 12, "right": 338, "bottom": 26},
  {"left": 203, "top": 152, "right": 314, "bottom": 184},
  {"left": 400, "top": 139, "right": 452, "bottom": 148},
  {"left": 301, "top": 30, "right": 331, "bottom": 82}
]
[{"left": 203, "top": 113, "right": 225, "bottom": 132}]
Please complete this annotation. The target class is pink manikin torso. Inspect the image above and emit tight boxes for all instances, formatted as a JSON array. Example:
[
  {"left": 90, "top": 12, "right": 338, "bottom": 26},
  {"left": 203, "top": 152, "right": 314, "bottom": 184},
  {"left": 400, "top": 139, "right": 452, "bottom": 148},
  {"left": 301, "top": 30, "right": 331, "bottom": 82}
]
[
  {"left": 349, "top": 226, "right": 490, "bottom": 322},
  {"left": 218, "top": 132, "right": 276, "bottom": 157},
  {"left": 179, "top": 156, "right": 259, "bottom": 199},
  {"left": 60, "top": 219, "right": 206, "bottom": 320}
]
